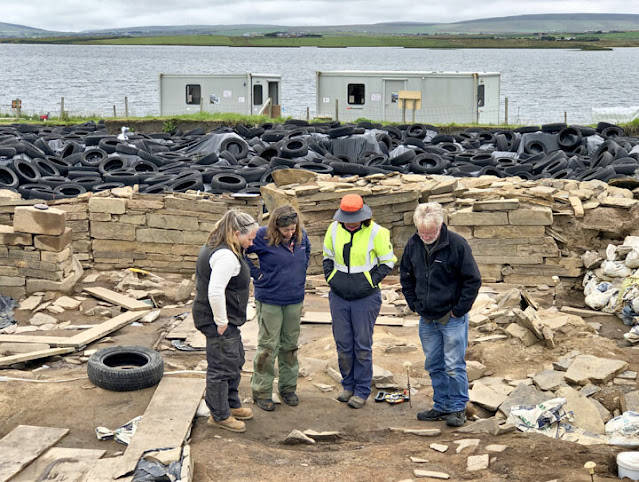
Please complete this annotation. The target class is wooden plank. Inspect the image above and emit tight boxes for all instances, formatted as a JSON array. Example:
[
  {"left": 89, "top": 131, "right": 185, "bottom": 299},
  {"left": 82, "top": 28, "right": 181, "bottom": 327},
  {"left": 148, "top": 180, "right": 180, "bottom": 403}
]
[
  {"left": 62, "top": 457, "right": 132, "bottom": 482},
  {"left": 301, "top": 311, "right": 332, "bottom": 324},
  {"left": 184, "top": 329, "right": 206, "bottom": 349},
  {"left": 0, "top": 347, "right": 75, "bottom": 368},
  {"left": 0, "top": 335, "right": 74, "bottom": 347},
  {"left": 12, "top": 447, "right": 105, "bottom": 482},
  {"left": 0, "top": 342, "right": 51, "bottom": 355},
  {"left": 69, "top": 310, "right": 149, "bottom": 347},
  {"left": 83, "top": 287, "right": 150, "bottom": 311},
  {"left": 166, "top": 314, "right": 195, "bottom": 340},
  {"left": 0, "top": 311, "right": 147, "bottom": 348},
  {"left": 560, "top": 306, "right": 616, "bottom": 318},
  {"left": 0, "top": 314, "right": 146, "bottom": 349},
  {"left": 0, "top": 425, "right": 69, "bottom": 481},
  {"left": 301, "top": 312, "right": 405, "bottom": 326},
  {"left": 375, "top": 316, "right": 405, "bottom": 327},
  {"left": 114, "top": 377, "right": 206, "bottom": 478}
]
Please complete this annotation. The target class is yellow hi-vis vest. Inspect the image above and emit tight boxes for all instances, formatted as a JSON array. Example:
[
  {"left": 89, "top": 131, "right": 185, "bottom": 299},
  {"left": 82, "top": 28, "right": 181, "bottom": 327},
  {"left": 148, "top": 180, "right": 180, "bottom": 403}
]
[{"left": 323, "top": 221, "right": 397, "bottom": 288}]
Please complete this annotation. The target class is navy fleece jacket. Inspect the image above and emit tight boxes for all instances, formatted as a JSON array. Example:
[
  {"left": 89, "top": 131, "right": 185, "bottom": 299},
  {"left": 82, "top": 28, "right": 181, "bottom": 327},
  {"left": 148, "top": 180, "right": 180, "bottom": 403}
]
[{"left": 245, "top": 226, "right": 311, "bottom": 306}]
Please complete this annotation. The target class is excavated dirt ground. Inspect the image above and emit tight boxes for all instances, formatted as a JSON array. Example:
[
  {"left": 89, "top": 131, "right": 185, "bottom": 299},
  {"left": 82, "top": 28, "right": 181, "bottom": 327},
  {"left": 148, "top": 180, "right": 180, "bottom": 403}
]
[{"left": 1, "top": 277, "right": 638, "bottom": 481}]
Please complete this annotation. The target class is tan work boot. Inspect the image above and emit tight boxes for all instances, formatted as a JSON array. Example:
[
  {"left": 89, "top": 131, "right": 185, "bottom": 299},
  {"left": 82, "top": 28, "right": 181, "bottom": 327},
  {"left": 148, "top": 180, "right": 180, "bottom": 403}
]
[
  {"left": 231, "top": 406, "right": 254, "bottom": 420},
  {"left": 207, "top": 415, "right": 246, "bottom": 433}
]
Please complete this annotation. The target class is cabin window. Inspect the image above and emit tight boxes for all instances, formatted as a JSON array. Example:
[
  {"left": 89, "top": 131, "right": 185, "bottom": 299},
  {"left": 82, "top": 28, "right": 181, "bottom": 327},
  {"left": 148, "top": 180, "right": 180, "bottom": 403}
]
[
  {"left": 186, "top": 84, "right": 201, "bottom": 105},
  {"left": 477, "top": 84, "right": 485, "bottom": 107},
  {"left": 253, "top": 84, "right": 263, "bottom": 105},
  {"left": 347, "top": 84, "right": 365, "bottom": 105}
]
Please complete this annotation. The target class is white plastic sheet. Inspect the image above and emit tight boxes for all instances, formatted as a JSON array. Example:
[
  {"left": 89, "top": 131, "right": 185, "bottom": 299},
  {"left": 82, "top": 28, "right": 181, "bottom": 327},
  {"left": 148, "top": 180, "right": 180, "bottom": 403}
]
[{"left": 591, "top": 106, "right": 639, "bottom": 124}]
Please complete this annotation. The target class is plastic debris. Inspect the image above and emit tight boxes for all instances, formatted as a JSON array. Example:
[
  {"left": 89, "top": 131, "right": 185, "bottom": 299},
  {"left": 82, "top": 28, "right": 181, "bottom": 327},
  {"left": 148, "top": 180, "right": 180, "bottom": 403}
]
[
  {"left": 95, "top": 415, "right": 143, "bottom": 445},
  {"left": 0, "top": 295, "right": 17, "bottom": 331},
  {"left": 507, "top": 397, "right": 573, "bottom": 439},
  {"left": 606, "top": 411, "right": 639, "bottom": 447}
]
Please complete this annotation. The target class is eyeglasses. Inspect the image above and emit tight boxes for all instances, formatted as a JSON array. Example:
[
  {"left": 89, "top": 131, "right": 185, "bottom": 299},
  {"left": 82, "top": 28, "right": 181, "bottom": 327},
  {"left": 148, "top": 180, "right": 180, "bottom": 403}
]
[{"left": 276, "top": 212, "right": 298, "bottom": 226}]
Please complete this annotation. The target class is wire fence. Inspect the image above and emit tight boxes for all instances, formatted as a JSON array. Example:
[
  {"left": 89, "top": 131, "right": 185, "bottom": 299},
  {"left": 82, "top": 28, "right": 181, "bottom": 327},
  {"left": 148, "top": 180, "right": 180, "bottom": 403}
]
[{"left": 2, "top": 97, "right": 637, "bottom": 127}]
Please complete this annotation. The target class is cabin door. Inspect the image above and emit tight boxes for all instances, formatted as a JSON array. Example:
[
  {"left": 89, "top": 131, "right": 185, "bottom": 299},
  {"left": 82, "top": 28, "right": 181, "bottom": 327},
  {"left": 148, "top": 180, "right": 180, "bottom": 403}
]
[{"left": 383, "top": 79, "right": 407, "bottom": 122}]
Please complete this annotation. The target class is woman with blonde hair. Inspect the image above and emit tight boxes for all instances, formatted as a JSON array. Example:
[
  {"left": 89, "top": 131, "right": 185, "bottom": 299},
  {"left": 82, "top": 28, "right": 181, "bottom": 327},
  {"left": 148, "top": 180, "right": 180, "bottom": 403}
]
[
  {"left": 193, "top": 209, "right": 259, "bottom": 433},
  {"left": 246, "top": 205, "right": 310, "bottom": 411}
]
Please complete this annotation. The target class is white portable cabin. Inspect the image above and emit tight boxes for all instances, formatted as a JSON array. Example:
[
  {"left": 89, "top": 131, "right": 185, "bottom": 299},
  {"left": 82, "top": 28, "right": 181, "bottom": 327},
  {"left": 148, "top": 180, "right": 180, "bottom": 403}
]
[
  {"left": 315, "top": 71, "right": 500, "bottom": 124},
  {"left": 159, "top": 73, "right": 282, "bottom": 116}
]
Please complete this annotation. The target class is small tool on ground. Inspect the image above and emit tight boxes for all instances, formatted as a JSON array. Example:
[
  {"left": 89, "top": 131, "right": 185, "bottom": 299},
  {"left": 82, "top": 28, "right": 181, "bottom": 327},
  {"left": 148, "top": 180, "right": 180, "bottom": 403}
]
[
  {"left": 375, "top": 390, "right": 410, "bottom": 404},
  {"left": 404, "top": 360, "right": 412, "bottom": 407}
]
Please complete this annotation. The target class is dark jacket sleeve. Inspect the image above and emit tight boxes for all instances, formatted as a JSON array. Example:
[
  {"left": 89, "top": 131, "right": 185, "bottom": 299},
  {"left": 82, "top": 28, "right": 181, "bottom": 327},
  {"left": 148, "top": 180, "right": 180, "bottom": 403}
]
[
  {"left": 371, "top": 264, "right": 392, "bottom": 287},
  {"left": 303, "top": 231, "right": 311, "bottom": 270},
  {"left": 323, "top": 258, "right": 334, "bottom": 281},
  {"left": 245, "top": 230, "right": 264, "bottom": 280},
  {"left": 399, "top": 243, "right": 418, "bottom": 312},
  {"left": 452, "top": 242, "right": 482, "bottom": 317}
]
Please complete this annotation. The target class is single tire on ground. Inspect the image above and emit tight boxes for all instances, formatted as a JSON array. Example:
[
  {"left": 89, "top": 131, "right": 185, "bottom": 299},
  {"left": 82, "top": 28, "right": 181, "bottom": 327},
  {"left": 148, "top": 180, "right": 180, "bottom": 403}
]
[{"left": 87, "top": 345, "right": 164, "bottom": 392}]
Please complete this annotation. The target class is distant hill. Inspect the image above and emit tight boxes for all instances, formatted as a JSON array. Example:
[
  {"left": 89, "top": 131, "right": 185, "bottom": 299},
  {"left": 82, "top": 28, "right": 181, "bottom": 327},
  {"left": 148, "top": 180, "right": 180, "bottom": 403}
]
[
  {"left": 3, "top": 13, "right": 639, "bottom": 39},
  {"left": 0, "top": 21, "right": 55, "bottom": 38},
  {"left": 80, "top": 13, "right": 639, "bottom": 36},
  {"left": 430, "top": 13, "right": 639, "bottom": 34}
]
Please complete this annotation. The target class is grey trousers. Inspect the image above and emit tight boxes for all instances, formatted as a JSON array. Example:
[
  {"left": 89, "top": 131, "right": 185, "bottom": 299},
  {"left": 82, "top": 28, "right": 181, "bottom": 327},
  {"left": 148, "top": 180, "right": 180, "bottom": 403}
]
[{"left": 205, "top": 324, "right": 245, "bottom": 422}]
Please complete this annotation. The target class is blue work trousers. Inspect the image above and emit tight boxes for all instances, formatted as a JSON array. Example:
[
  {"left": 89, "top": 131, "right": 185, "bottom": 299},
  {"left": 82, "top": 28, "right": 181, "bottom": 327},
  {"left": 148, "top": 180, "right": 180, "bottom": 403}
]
[
  {"left": 419, "top": 313, "right": 469, "bottom": 413},
  {"left": 329, "top": 291, "right": 382, "bottom": 400}
]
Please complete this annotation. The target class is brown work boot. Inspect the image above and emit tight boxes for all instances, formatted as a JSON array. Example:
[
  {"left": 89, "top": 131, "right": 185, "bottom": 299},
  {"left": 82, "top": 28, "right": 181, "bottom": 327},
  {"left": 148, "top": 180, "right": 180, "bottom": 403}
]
[
  {"left": 231, "top": 406, "right": 254, "bottom": 420},
  {"left": 207, "top": 415, "right": 246, "bottom": 433}
]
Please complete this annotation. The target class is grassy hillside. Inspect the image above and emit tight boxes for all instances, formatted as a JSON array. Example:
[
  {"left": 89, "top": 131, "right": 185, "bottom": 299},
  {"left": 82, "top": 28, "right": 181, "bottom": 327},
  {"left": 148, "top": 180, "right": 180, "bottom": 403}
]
[
  {"left": 3, "top": 13, "right": 639, "bottom": 40},
  {"left": 13, "top": 31, "right": 637, "bottom": 49},
  {"left": 0, "top": 21, "right": 52, "bottom": 37}
]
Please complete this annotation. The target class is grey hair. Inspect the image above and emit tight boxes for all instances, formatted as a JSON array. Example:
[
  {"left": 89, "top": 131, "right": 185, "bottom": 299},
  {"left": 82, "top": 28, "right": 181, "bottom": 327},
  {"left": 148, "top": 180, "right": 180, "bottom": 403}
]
[
  {"left": 206, "top": 210, "right": 259, "bottom": 255},
  {"left": 413, "top": 202, "right": 445, "bottom": 229}
]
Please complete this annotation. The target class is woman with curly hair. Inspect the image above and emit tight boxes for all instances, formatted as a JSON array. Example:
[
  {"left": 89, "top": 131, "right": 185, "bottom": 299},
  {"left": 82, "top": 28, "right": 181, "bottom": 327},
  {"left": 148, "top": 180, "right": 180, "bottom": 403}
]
[{"left": 246, "top": 205, "right": 310, "bottom": 411}]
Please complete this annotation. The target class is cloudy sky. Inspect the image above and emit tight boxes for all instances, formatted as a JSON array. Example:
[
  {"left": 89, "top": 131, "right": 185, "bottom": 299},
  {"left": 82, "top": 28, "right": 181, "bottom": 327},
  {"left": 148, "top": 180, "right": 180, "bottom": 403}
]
[{"left": 1, "top": 0, "right": 637, "bottom": 32}]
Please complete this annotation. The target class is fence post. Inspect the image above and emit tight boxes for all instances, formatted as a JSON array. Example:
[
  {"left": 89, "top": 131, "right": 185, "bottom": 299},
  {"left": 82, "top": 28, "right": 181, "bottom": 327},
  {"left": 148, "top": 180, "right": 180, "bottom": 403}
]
[
  {"left": 335, "top": 99, "right": 339, "bottom": 122},
  {"left": 60, "top": 97, "right": 65, "bottom": 119},
  {"left": 504, "top": 97, "right": 508, "bottom": 126},
  {"left": 306, "top": 106, "right": 310, "bottom": 122},
  {"left": 125, "top": 97, "right": 129, "bottom": 118},
  {"left": 564, "top": 111, "right": 567, "bottom": 124},
  {"left": 113, "top": 105, "right": 117, "bottom": 117},
  {"left": 200, "top": 96, "right": 203, "bottom": 114}
]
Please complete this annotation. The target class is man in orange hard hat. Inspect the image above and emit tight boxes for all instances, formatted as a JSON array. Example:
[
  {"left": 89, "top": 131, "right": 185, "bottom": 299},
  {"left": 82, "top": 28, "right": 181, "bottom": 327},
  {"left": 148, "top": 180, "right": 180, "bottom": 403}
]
[{"left": 323, "top": 194, "right": 397, "bottom": 409}]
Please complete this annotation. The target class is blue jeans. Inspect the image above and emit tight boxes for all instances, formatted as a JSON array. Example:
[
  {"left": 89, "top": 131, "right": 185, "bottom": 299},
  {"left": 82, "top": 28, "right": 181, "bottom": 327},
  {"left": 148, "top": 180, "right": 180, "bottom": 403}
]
[
  {"left": 330, "top": 291, "right": 382, "bottom": 400},
  {"left": 419, "top": 313, "right": 469, "bottom": 413}
]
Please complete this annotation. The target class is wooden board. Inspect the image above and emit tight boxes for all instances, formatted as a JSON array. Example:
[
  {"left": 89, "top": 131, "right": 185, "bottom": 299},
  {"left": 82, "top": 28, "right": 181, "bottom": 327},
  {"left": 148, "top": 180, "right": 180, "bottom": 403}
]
[
  {"left": 0, "top": 342, "right": 51, "bottom": 355},
  {"left": 12, "top": 447, "right": 105, "bottom": 482},
  {"left": 114, "top": 377, "right": 206, "bottom": 478},
  {"left": 375, "top": 316, "right": 405, "bottom": 327},
  {"left": 0, "top": 311, "right": 148, "bottom": 348},
  {"left": 69, "top": 457, "right": 133, "bottom": 482},
  {"left": 184, "top": 329, "right": 206, "bottom": 349},
  {"left": 70, "top": 310, "right": 149, "bottom": 347},
  {"left": 83, "top": 287, "right": 150, "bottom": 311},
  {"left": 301, "top": 311, "right": 332, "bottom": 324},
  {"left": 166, "top": 314, "right": 195, "bottom": 340},
  {"left": 560, "top": 306, "right": 616, "bottom": 318},
  {"left": 0, "top": 425, "right": 69, "bottom": 481},
  {"left": 0, "top": 347, "right": 75, "bottom": 368},
  {"left": 0, "top": 334, "right": 74, "bottom": 347},
  {"left": 301, "top": 311, "right": 405, "bottom": 326}
]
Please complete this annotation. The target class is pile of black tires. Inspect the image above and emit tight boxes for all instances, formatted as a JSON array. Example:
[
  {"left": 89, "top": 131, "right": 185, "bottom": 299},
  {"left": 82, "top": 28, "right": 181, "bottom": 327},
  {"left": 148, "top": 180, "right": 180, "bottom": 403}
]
[{"left": 1, "top": 119, "right": 638, "bottom": 200}]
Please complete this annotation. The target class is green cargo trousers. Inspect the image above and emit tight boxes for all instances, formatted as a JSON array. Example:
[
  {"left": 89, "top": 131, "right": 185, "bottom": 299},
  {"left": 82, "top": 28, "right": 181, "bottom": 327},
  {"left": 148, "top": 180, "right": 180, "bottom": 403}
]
[{"left": 251, "top": 300, "right": 303, "bottom": 398}]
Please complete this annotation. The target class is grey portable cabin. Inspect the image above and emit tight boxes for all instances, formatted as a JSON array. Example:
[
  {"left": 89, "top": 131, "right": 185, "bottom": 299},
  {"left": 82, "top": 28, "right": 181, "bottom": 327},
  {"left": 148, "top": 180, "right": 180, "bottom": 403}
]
[
  {"left": 315, "top": 71, "right": 500, "bottom": 124},
  {"left": 159, "top": 73, "right": 282, "bottom": 117}
]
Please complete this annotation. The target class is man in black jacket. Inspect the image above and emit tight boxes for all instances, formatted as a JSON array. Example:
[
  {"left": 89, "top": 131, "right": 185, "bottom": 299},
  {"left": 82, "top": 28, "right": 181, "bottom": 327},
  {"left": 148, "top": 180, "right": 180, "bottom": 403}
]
[{"left": 400, "top": 202, "right": 481, "bottom": 427}]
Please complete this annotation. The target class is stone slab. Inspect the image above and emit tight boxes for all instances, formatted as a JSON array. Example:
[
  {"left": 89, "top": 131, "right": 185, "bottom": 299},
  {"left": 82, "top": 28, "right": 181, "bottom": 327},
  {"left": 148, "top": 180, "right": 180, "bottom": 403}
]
[
  {"left": 564, "top": 355, "right": 628, "bottom": 386},
  {"left": 13, "top": 206, "right": 66, "bottom": 235}
]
